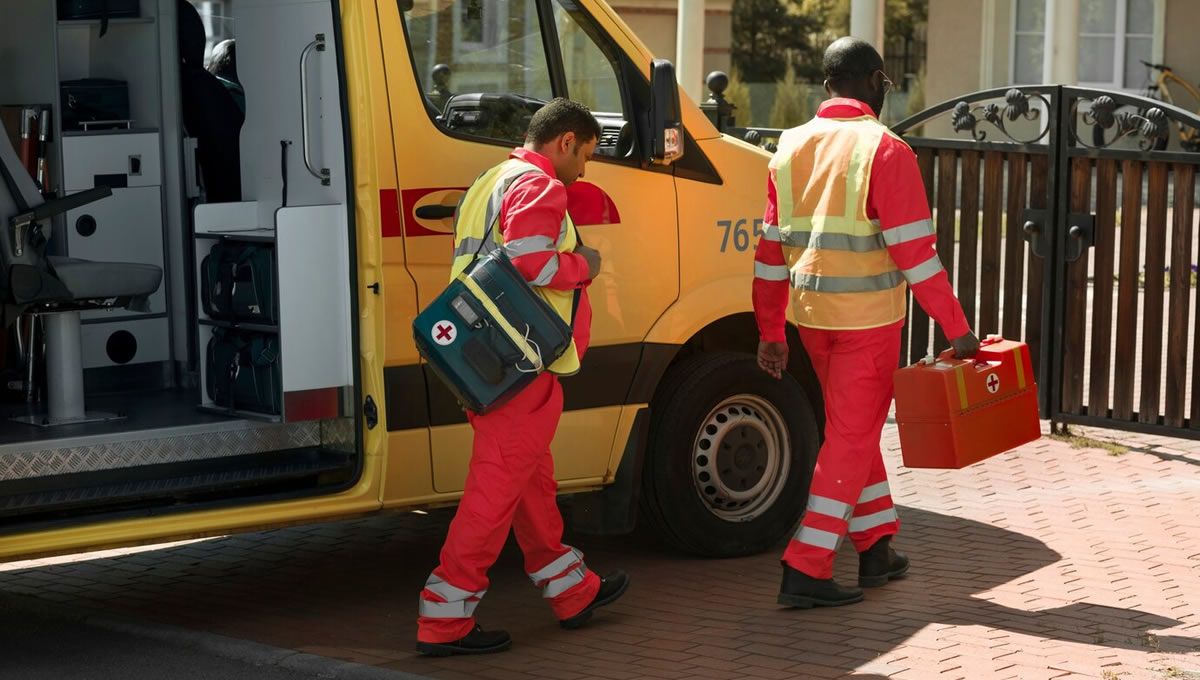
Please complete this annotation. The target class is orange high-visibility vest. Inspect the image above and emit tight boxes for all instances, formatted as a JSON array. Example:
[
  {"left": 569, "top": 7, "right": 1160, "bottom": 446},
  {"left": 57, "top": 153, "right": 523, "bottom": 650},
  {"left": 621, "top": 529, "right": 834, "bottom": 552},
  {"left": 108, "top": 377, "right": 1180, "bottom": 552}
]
[{"left": 762, "top": 116, "right": 908, "bottom": 330}]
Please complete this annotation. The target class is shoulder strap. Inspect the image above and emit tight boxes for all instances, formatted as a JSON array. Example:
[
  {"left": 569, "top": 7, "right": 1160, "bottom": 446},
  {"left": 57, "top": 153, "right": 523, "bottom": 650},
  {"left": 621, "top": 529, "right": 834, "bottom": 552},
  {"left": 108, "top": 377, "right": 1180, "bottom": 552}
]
[{"left": 469, "top": 163, "right": 544, "bottom": 269}]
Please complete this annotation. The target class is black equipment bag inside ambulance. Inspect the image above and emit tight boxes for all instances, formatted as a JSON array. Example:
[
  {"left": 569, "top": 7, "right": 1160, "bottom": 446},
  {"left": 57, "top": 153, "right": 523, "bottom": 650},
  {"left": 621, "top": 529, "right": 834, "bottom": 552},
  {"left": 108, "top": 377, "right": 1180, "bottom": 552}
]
[
  {"left": 206, "top": 328, "right": 281, "bottom": 415},
  {"left": 200, "top": 241, "right": 278, "bottom": 325}
]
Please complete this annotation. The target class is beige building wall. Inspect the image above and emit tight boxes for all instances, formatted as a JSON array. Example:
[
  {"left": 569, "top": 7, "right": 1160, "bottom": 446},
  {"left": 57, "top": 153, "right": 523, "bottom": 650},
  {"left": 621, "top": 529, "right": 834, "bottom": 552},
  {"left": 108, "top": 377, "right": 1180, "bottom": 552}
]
[
  {"left": 609, "top": 0, "right": 734, "bottom": 96},
  {"left": 1163, "top": 0, "right": 1200, "bottom": 89},
  {"left": 925, "top": 0, "right": 985, "bottom": 113}
]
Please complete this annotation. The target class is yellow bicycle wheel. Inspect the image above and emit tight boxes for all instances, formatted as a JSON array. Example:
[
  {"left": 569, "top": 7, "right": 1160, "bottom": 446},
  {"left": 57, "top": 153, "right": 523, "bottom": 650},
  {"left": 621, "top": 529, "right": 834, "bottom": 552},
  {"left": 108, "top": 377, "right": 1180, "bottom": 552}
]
[{"left": 1158, "top": 73, "right": 1200, "bottom": 150}]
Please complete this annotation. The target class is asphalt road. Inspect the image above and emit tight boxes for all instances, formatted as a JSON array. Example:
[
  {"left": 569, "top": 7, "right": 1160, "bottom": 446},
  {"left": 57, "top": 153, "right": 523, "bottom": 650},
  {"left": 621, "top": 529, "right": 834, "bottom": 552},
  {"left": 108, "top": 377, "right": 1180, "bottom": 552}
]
[{"left": 0, "top": 593, "right": 427, "bottom": 680}]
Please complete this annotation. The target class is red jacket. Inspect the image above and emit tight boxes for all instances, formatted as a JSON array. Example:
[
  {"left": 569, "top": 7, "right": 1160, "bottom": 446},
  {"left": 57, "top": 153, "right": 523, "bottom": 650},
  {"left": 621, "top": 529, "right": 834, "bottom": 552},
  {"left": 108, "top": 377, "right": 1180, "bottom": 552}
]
[
  {"left": 754, "top": 98, "right": 970, "bottom": 344},
  {"left": 501, "top": 148, "right": 593, "bottom": 359}
]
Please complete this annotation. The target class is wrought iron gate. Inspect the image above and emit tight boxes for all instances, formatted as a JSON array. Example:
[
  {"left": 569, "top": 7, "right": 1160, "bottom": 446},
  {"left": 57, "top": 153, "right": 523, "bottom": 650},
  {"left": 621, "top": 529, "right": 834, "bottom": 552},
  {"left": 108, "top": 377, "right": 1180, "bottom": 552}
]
[{"left": 705, "top": 81, "right": 1200, "bottom": 439}]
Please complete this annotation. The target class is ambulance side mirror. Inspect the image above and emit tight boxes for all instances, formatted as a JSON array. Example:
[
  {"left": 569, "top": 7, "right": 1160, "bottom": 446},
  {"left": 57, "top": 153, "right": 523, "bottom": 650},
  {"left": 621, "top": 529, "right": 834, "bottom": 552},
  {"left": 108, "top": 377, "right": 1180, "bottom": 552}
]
[{"left": 649, "top": 59, "right": 684, "bottom": 166}]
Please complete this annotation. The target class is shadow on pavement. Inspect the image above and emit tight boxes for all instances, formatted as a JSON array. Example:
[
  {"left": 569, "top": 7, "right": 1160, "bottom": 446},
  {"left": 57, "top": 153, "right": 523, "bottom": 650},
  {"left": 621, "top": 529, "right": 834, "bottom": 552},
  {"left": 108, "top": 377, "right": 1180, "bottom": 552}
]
[{"left": 0, "top": 502, "right": 1191, "bottom": 679}]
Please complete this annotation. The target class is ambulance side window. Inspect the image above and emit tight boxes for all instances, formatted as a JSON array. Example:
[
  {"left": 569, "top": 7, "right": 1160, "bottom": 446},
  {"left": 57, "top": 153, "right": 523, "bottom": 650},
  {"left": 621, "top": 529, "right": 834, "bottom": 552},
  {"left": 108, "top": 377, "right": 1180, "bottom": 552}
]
[
  {"left": 552, "top": 2, "right": 622, "bottom": 116},
  {"left": 400, "top": 0, "right": 633, "bottom": 157},
  {"left": 401, "top": 0, "right": 555, "bottom": 145}
]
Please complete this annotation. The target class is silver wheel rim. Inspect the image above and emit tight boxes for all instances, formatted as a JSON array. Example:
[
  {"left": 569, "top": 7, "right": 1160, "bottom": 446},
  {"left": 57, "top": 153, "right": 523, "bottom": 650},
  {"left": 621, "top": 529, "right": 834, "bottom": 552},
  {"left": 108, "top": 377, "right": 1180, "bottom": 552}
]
[{"left": 691, "top": 395, "right": 790, "bottom": 522}]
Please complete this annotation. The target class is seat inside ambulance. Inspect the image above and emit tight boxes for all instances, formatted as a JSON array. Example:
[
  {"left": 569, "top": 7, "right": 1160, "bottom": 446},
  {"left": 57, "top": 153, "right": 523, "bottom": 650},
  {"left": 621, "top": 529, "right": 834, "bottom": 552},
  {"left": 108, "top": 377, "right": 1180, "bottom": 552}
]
[{"left": 0, "top": 0, "right": 360, "bottom": 526}]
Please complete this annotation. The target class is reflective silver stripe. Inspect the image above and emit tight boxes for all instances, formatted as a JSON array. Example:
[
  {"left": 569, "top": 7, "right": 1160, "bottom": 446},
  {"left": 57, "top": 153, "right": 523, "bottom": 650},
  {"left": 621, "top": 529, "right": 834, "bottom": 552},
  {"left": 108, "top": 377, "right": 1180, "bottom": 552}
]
[
  {"left": 453, "top": 236, "right": 491, "bottom": 259},
  {"left": 806, "top": 495, "right": 854, "bottom": 521},
  {"left": 901, "top": 255, "right": 945, "bottom": 285},
  {"left": 418, "top": 598, "right": 482, "bottom": 619},
  {"left": 849, "top": 507, "right": 899, "bottom": 533},
  {"left": 780, "top": 230, "right": 886, "bottom": 253},
  {"left": 791, "top": 270, "right": 904, "bottom": 293},
  {"left": 793, "top": 526, "right": 842, "bottom": 551},
  {"left": 762, "top": 224, "right": 781, "bottom": 242},
  {"left": 503, "top": 235, "right": 556, "bottom": 258},
  {"left": 530, "top": 255, "right": 560, "bottom": 286},
  {"left": 881, "top": 219, "right": 935, "bottom": 246},
  {"left": 424, "top": 575, "right": 476, "bottom": 603},
  {"left": 858, "top": 481, "right": 891, "bottom": 504},
  {"left": 419, "top": 573, "right": 486, "bottom": 619},
  {"left": 529, "top": 547, "right": 583, "bottom": 584},
  {"left": 481, "top": 165, "right": 541, "bottom": 234},
  {"left": 543, "top": 566, "right": 587, "bottom": 599},
  {"left": 556, "top": 215, "right": 570, "bottom": 247},
  {"left": 755, "top": 262, "right": 790, "bottom": 281}
]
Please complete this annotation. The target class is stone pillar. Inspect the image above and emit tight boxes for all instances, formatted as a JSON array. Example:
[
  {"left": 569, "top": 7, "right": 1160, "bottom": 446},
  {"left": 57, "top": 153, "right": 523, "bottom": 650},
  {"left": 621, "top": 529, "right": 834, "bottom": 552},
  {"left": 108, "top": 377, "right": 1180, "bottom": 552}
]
[
  {"left": 1043, "top": 0, "right": 1080, "bottom": 84},
  {"left": 850, "top": 0, "right": 885, "bottom": 54},
  {"left": 676, "top": 0, "right": 706, "bottom": 102}
]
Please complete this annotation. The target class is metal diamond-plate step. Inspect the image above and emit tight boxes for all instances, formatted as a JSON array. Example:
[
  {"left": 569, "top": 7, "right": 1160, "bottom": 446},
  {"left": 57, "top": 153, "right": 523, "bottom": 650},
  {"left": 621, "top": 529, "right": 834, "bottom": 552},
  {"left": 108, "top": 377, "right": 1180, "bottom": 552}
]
[
  {"left": 0, "top": 449, "right": 354, "bottom": 518},
  {"left": 0, "top": 422, "right": 324, "bottom": 482}
]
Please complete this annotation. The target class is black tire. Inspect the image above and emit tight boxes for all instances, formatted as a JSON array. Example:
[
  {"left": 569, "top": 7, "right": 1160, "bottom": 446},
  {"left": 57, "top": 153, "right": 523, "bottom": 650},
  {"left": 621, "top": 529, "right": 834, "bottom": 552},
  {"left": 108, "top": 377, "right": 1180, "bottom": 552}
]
[{"left": 640, "top": 351, "right": 820, "bottom": 557}]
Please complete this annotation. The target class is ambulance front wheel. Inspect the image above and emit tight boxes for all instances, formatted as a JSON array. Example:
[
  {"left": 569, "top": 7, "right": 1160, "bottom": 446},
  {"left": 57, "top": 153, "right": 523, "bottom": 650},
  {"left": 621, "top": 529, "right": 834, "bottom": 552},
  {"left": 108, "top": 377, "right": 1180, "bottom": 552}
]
[{"left": 641, "top": 352, "right": 819, "bottom": 557}]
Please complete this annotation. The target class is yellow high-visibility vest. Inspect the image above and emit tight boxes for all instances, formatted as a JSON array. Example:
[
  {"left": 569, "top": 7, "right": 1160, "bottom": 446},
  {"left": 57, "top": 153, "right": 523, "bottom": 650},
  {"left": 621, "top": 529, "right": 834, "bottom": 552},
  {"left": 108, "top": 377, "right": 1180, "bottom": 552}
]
[
  {"left": 764, "top": 116, "right": 908, "bottom": 330},
  {"left": 450, "top": 158, "right": 581, "bottom": 375}
]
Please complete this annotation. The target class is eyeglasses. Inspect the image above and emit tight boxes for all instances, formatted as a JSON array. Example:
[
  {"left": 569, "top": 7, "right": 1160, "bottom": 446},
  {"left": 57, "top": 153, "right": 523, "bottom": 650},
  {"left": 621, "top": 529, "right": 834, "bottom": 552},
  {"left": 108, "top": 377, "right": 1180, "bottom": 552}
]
[{"left": 879, "top": 72, "right": 894, "bottom": 94}]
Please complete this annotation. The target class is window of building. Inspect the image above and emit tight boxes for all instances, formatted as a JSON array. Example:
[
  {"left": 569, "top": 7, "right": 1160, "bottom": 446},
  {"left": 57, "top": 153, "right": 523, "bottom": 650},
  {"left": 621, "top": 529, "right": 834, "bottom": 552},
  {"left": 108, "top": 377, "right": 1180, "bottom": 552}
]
[{"left": 1011, "top": 0, "right": 1156, "bottom": 89}]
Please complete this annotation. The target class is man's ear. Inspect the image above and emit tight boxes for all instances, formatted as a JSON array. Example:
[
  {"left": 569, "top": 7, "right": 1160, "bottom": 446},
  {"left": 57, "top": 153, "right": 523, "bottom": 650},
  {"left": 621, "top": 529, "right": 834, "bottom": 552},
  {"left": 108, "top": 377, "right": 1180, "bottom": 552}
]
[
  {"left": 560, "top": 131, "right": 577, "bottom": 153},
  {"left": 823, "top": 79, "right": 832, "bottom": 96}
]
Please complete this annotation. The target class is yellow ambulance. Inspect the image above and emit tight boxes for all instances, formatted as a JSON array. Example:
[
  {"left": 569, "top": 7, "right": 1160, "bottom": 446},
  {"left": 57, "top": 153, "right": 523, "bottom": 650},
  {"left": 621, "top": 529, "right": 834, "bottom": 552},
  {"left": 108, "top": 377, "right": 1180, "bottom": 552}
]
[{"left": 0, "top": 0, "right": 820, "bottom": 561}]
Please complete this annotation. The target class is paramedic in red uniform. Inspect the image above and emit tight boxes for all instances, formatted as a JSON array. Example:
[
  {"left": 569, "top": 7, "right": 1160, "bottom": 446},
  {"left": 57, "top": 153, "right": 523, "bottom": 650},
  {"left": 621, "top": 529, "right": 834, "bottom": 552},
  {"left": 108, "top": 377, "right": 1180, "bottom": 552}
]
[
  {"left": 753, "top": 38, "right": 980, "bottom": 608},
  {"left": 416, "top": 99, "right": 629, "bottom": 656}
]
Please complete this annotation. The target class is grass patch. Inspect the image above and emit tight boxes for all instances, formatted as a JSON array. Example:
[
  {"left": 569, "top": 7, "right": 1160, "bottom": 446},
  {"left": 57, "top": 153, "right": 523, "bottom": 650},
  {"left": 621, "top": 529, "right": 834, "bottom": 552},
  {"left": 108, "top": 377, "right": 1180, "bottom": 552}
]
[
  {"left": 1046, "top": 432, "right": 1130, "bottom": 456},
  {"left": 1143, "top": 632, "right": 1162, "bottom": 652}
]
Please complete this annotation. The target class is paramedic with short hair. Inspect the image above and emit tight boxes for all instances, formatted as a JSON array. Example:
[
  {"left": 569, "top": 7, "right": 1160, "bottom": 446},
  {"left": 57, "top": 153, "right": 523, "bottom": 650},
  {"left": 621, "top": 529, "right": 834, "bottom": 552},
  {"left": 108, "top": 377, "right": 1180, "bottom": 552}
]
[
  {"left": 753, "top": 38, "right": 980, "bottom": 610},
  {"left": 415, "top": 98, "right": 629, "bottom": 657}
]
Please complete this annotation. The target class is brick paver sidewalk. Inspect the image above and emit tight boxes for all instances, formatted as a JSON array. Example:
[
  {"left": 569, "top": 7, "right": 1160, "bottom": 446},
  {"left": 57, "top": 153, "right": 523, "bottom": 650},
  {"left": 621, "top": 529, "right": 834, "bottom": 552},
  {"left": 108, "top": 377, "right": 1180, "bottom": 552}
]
[{"left": 2, "top": 420, "right": 1198, "bottom": 680}]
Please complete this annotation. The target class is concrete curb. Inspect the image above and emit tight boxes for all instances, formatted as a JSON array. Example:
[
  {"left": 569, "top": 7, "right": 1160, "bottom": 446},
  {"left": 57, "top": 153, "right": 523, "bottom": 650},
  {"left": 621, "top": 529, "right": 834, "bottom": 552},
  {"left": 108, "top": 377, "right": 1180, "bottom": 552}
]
[{"left": 0, "top": 592, "right": 435, "bottom": 680}]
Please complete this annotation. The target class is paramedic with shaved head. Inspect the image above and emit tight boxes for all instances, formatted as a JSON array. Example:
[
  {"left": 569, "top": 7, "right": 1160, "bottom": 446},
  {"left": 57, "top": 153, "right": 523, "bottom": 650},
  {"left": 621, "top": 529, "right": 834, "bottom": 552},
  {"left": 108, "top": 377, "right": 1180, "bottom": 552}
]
[{"left": 753, "top": 38, "right": 980, "bottom": 609}]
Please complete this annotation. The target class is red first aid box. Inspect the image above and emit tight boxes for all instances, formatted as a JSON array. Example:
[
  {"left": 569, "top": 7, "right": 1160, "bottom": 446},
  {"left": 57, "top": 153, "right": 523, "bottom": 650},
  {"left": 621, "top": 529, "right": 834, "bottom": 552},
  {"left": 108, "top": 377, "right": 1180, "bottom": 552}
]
[{"left": 893, "top": 337, "right": 1041, "bottom": 469}]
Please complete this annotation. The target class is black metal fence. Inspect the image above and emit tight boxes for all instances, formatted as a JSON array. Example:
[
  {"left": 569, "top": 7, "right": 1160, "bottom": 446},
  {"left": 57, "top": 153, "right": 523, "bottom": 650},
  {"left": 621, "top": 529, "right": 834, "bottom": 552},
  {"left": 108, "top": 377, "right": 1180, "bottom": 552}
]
[{"left": 702, "top": 74, "right": 1200, "bottom": 439}]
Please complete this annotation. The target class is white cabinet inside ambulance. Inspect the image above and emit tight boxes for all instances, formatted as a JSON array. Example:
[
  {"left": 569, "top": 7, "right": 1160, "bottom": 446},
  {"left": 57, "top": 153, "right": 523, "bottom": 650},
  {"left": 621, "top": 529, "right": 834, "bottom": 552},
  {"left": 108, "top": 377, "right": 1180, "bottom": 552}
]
[{"left": 0, "top": 0, "right": 820, "bottom": 562}]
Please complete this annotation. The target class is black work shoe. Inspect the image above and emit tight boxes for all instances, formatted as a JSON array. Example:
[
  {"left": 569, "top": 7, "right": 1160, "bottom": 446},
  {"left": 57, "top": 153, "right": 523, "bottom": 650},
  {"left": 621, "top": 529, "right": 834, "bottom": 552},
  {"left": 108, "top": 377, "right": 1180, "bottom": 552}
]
[
  {"left": 416, "top": 625, "right": 512, "bottom": 657},
  {"left": 858, "top": 536, "right": 910, "bottom": 588},
  {"left": 560, "top": 570, "right": 630, "bottom": 630},
  {"left": 777, "top": 563, "right": 864, "bottom": 608}
]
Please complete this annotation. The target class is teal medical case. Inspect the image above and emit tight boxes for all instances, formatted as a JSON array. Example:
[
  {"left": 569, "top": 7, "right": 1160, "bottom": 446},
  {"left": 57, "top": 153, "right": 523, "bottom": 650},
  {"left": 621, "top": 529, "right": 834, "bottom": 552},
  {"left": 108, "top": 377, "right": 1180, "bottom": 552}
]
[{"left": 413, "top": 250, "right": 576, "bottom": 414}]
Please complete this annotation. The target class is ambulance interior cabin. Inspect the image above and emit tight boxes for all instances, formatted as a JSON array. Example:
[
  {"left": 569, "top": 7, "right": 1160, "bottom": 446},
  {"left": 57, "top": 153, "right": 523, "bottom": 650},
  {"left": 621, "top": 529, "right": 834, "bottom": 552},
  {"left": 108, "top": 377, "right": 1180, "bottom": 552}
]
[{"left": 0, "top": 0, "right": 359, "bottom": 528}]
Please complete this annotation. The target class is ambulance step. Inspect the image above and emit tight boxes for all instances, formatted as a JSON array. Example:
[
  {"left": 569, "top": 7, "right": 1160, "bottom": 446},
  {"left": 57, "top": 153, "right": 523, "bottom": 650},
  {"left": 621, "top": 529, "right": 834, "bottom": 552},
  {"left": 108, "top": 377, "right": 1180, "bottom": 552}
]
[{"left": 0, "top": 448, "right": 354, "bottom": 523}]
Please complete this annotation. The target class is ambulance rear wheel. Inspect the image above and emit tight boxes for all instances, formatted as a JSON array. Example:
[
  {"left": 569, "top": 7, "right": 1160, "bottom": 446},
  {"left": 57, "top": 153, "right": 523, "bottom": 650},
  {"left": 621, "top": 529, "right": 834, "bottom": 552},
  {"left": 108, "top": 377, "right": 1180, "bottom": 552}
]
[{"left": 642, "top": 352, "right": 819, "bottom": 557}]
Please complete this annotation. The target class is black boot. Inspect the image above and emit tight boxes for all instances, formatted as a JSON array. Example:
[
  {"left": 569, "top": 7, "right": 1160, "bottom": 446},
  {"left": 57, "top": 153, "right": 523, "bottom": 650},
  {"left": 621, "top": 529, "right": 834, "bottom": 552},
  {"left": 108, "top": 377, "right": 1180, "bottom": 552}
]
[
  {"left": 560, "top": 570, "right": 630, "bottom": 629},
  {"left": 858, "top": 536, "right": 909, "bottom": 588},
  {"left": 416, "top": 625, "right": 512, "bottom": 657},
  {"left": 777, "top": 563, "right": 864, "bottom": 608}
]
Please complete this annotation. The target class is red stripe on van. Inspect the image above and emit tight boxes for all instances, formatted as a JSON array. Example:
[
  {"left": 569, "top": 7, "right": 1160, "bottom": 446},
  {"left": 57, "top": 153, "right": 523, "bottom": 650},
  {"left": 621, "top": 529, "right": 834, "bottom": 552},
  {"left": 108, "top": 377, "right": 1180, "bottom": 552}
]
[{"left": 380, "top": 188, "right": 401, "bottom": 238}]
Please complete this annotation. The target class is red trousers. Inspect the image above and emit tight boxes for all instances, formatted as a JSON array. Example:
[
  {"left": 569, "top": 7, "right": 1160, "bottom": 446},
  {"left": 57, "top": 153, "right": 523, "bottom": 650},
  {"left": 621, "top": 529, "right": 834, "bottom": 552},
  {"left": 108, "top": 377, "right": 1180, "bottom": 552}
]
[
  {"left": 782, "top": 323, "right": 902, "bottom": 579},
  {"left": 417, "top": 373, "right": 601, "bottom": 643}
]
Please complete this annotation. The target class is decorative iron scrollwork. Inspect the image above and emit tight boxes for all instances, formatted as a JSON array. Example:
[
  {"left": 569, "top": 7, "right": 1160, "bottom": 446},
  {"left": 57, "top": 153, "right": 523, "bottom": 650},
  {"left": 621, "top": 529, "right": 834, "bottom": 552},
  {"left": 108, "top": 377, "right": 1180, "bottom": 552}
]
[
  {"left": 951, "top": 89, "right": 1050, "bottom": 144},
  {"left": 1076, "top": 95, "right": 1171, "bottom": 150}
]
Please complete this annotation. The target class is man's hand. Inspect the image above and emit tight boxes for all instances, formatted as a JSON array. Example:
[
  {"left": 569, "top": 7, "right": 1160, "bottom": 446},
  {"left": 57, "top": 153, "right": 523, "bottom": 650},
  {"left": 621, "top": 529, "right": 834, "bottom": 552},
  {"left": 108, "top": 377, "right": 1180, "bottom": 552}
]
[
  {"left": 757, "top": 341, "right": 789, "bottom": 380},
  {"left": 951, "top": 331, "right": 980, "bottom": 359},
  {"left": 576, "top": 245, "right": 602, "bottom": 280}
]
